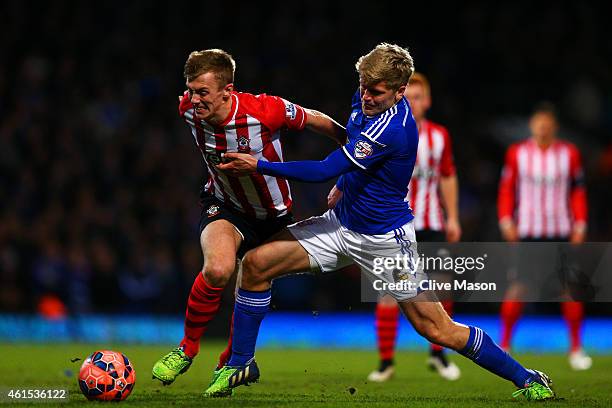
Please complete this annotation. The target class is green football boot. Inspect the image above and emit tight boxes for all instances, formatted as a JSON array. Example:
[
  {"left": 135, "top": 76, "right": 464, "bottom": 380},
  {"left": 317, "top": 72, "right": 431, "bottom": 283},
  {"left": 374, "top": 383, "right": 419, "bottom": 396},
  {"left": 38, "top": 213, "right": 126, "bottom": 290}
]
[
  {"left": 209, "top": 368, "right": 222, "bottom": 386},
  {"left": 152, "top": 347, "right": 193, "bottom": 385},
  {"left": 512, "top": 370, "right": 555, "bottom": 401},
  {"left": 203, "top": 360, "right": 260, "bottom": 397},
  {"left": 205, "top": 368, "right": 233, "bottom": 396}
]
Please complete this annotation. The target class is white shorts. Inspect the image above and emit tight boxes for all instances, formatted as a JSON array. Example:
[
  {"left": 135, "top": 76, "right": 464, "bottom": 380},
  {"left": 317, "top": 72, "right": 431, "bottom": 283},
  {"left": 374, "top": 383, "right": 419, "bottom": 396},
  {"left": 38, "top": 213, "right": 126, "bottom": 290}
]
[{"left": 287, "top": 210, "right": 426, "bottom": 302}]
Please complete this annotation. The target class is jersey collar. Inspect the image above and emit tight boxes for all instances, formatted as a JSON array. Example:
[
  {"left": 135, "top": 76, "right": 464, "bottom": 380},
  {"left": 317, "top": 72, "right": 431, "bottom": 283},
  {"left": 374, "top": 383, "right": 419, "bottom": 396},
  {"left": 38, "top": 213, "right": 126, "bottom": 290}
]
[{"left": 218, "top": 92, "right": 239, "bottom": 127}]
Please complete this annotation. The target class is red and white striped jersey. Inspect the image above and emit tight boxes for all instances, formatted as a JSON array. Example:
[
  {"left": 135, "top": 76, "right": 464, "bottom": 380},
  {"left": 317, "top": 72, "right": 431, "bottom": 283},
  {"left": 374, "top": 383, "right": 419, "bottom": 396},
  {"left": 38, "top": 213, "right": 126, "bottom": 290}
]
[
  {"left": 408, "top": 120, "right": 456, "bottom": 231},
  {"left": 497, "top": 139, "right": 588, "bottom": 239},
  {"left": 179, "top": 91, "right": 307, "bottom": 219}
]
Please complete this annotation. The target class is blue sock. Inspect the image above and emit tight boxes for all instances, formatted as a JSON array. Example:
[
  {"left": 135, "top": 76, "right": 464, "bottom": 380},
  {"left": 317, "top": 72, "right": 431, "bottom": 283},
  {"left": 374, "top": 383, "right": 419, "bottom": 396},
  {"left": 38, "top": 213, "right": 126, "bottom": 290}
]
[
  {"left": 228, "top": 288, "right": 271, "bottom": 367},
  {"left": 459, "top": 326, "right": 534, "bottom": 387}
]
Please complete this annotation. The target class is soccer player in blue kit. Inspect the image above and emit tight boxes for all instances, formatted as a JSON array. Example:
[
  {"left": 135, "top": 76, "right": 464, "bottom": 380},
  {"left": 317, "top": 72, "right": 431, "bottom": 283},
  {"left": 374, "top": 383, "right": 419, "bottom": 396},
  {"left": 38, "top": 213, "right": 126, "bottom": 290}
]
[{"left": 205, "top": 43, "right": 555, "bottom": 401}]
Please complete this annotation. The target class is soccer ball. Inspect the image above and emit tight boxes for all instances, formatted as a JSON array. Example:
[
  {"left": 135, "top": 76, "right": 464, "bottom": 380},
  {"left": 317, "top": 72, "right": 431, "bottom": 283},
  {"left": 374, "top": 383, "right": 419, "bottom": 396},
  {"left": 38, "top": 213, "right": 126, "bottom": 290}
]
[{"left": 78, "top": 350, "right": 136, "bottom": 401}]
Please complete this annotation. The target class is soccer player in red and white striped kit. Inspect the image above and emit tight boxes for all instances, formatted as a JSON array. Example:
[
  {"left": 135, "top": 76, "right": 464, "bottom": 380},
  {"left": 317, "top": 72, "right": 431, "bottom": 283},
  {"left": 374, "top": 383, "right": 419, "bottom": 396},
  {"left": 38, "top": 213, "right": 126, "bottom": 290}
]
[
  {"left": 152, "top": 49, "right": 346, "bottom": 385},
  {"left": 328, "top": 73, "right": 463, "bottom": 381},
  {"left": 497, "top": 103, "right": 592, "bottom": 370}
]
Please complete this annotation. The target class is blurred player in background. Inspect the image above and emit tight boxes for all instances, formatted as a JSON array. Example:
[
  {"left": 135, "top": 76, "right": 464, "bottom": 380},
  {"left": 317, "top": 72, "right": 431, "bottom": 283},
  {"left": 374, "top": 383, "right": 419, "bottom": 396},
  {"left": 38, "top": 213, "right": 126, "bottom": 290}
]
[
  {"left": 328, "top": 72, "right": 461, "bottom": 381},
  {"left": 497, "top": 103, "right": 592, "bottom": 370},
  {"left": 152, "top": 48, "right": 346, "bottom": 385},
  {"left": 205, "top": 43, "right": 555, "bottom": 401}
]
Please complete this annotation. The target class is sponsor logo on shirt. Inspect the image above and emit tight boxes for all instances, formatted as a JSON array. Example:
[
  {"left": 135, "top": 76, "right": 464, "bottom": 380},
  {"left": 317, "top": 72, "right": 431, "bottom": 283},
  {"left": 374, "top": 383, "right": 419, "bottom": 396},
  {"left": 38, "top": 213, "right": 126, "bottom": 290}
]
[
  {"left": 354, "top": 140, "right": 373, "bottom": 159},
  {"left": 393, "top": 268, "right": 410, "bottom": 282},
  {"left": 205, "top": 152, "right": 223, "bottom": 166},
  {"left": 412, "top": 166, "right": 436, "bottom": 180}
]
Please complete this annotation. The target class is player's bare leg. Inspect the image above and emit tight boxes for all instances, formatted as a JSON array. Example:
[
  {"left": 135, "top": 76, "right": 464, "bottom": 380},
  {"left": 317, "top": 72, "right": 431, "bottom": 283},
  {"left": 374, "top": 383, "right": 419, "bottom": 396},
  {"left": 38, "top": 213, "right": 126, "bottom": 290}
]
[
  {"left": 199, "top": 221, "right": 244, "bottom": 377},
  {"left": 399, "top": 296, "right": 554, "bottom": 400},
  {"left": 398, "top": 297, "right": 468, "bottom": 350},
  {"left": 427, "top": 300, "right": 461, "bottom": 380},
  {"left": 153, "top": 220, "right": 242, "bottom": 385},
  {"left": 204, "top": 229, "right": 311, "bottom": 396},
  {"left": 369, "top": 295, "right": 460, "bottom": 382},
  {"left": 241, "top": 229, "right": 312, "bottom": 290},
  {"left": 200, "top": 220, "right": 243, "bottom": 285}
]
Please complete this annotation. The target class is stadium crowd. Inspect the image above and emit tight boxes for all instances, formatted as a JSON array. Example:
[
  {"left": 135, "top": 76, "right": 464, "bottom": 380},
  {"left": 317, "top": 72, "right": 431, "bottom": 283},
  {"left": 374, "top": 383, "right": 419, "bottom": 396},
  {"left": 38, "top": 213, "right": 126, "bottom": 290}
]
[{"left": 1, "top": 2, "right": 611, "bottom": 316}]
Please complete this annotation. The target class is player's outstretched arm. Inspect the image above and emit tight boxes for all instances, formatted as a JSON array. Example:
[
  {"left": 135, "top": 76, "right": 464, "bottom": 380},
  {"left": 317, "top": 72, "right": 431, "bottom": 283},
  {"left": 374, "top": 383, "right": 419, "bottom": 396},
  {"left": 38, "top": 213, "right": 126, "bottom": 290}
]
[
  {"left": 218, "top": 149, "right": 355, "bottom": 183},
  {"left": 304, "top": 109, "right": 347, "bottom": 145}
]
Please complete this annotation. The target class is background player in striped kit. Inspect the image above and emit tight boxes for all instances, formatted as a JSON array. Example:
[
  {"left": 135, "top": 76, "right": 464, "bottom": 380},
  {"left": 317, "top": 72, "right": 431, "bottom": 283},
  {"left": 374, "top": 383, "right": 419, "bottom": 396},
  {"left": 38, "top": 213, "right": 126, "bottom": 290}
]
[
  {"left": 497, "top": 103, "right": 592, "bottom": 370},
  {"left": 328, "top": 73, "right": 462, "bottom": 381},
  {"left": 152, "top": 48, "right": 347, "bottom": 386}
]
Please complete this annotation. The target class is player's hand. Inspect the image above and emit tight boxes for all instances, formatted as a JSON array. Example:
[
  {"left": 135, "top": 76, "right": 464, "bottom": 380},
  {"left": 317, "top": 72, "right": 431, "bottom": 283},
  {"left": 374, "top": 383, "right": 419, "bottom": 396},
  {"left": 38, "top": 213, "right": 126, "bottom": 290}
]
[
  {"left": 499, "top": 219, "right": 519, "bottom": 242},
  {"left": 216, "top": 152, "right": 258, "bottom": 176},
  {"left": 327, "top": 185, "right": 343, "bottom": 208},
  {"left": 445, "top": 217, "right": 462, "bottom": 243}
]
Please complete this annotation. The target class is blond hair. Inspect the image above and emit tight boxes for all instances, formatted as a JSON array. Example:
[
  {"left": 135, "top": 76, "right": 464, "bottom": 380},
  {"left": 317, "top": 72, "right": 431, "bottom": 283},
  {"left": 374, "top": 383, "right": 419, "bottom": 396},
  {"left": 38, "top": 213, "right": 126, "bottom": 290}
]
[
  {"left": 408, "top": 72, "right": 430, "bottom": 97},
  {"left": 355, "top": 43, "right": 414, "bottom": 90},
  {"left": 184, "top": 49, "right": 236, "bottom": 86}
]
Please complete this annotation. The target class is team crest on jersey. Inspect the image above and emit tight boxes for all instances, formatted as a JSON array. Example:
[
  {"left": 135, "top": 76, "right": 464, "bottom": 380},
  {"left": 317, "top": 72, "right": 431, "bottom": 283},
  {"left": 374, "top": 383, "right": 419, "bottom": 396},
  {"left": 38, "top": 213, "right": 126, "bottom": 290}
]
[
  {"left": 354, "top": 140, "right": 373, "bottom": 159},
  {"left": 282, "top": 99, "right": 297, "bottom": 120},
  {"left": 237, "top": 136, "right": 250, "bottom": 152},
  {"left": 207, "top": 205, "right": 220, "bottom": 218}
]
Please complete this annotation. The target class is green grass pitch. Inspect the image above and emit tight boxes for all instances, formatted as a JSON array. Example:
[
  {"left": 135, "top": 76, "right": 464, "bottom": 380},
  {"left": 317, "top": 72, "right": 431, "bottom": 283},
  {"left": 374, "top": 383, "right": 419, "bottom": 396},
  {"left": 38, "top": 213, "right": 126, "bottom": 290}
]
[{"left": 1, "top": 343, "right": 610, "bottom": 407}]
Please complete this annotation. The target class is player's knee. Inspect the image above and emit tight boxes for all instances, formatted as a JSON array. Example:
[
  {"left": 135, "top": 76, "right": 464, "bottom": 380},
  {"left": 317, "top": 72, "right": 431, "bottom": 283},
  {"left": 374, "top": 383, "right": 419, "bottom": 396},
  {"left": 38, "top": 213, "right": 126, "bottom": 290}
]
[
  {"left": 431, "top": 321, "right": 464, "bottom": 349},
  {"left": 424, "top": 325, "right": 443, "bottom": 345},
  {"left": 415, "top": 320, "right": 448, "bottom": 347},
  {"left": 379, "top": 295, "right": 397, "bottom": 307},
  {"left": 241, "top": 251, "right": 267, "bottom": 287},
  {"left": 203, "top": 262, "right": 233, "bottom": 287}
]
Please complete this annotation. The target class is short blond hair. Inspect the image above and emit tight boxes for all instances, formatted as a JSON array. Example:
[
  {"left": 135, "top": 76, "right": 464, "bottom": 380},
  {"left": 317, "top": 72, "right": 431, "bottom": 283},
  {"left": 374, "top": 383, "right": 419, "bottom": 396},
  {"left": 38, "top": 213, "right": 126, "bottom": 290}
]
[
  {"left": 408, "top": 72, "right": 430, "bottom": 97},
  {"left": 184, "top": 49, "right": 236, "bottom": 86},
  {"left": 355, "top": 43, "right": 414, "bottom": 91}
]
